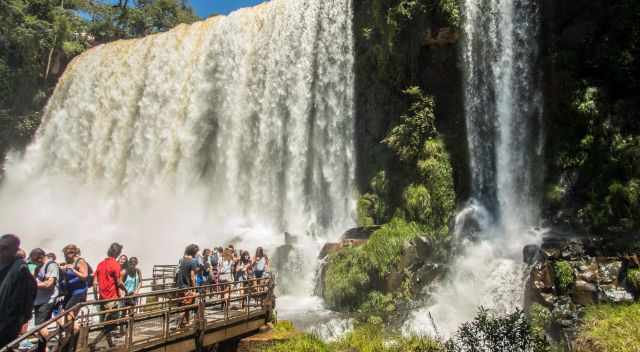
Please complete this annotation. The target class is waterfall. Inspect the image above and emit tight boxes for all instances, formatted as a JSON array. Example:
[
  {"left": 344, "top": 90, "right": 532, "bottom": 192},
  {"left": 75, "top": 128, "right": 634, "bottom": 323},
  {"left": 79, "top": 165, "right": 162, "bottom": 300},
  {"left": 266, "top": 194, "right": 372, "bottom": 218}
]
[
  {"left": 406, "top": 0, "right": 543, "bottom": 337},
  {"left": 0, "top": 0, "right": 355, "bottom": 293}
]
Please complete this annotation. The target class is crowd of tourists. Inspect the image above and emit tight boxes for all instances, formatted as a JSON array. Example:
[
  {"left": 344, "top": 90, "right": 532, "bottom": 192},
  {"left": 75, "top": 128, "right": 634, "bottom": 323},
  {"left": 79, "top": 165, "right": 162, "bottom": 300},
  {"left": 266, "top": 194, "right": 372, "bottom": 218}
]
[{"left": 0, "top": 234, "right": 270, "bottom": 349}]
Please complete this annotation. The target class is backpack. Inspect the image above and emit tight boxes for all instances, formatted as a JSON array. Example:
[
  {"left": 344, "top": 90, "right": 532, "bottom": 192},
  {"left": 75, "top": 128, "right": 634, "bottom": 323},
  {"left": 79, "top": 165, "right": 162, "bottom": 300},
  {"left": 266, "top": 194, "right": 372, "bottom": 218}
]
[{"left": 43, "top": 261, "right": 69, "bottom": 298}]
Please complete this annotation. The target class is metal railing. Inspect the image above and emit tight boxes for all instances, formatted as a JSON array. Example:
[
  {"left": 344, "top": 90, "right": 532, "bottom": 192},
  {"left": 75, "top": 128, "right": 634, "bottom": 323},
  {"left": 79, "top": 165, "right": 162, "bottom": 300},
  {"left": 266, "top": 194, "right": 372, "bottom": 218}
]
[{"left": 2, "top": 267, "right": 275, "bottom": 352}]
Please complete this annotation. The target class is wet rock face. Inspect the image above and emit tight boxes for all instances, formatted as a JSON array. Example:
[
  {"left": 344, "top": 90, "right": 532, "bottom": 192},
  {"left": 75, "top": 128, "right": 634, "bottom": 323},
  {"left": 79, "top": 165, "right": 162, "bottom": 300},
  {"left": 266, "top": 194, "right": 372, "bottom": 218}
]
[{"left": 525, "top": 234, "right": 640, "bottom": 348}]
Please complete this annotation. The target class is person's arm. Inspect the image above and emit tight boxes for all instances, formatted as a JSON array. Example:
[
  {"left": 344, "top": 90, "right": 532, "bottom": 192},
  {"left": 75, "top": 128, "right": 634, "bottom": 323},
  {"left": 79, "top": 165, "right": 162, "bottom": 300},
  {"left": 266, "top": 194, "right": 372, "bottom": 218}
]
[
  {"left": 93, "top": 272, "right": 100, "bottom": 300},
  {"left": 190, "top": 268, "right": 196, "bottom": 288},
  {"left": 135, "top": 270, "right": 142, "bottom": 293},
  {"left": 37, "top": 264, "right": 57, "bottom": 289},
  {"left": 74, "top": 259, "right": 89, "bottom": 280},
  {"left": 114, "top": 267, "right": 126, "bottom": 293},
  {"left": 37, "top": 276, "right": 56, "bottom": 289}
]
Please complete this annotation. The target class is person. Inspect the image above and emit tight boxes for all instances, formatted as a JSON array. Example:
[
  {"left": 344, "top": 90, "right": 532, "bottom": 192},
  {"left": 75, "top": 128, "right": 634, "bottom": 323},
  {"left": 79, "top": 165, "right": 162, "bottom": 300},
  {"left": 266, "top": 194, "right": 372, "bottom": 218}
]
[
  {"left": 253, "top": 247, "right": 269, "bottom": 279},
  {"left": 17, "top": 248, "right": 26, "bottom": 259},
  {"left": 0, "top": 234, "right": 37, "bottom": 348},
  {"left": 33, "top": 247, "right": 60, "bottom": 351},
  {"left": 60, "top": 244, "right": 89, "bottom": 310},
  {"left": 91, "top": 243, "right": 126, "bottom": 348},
  {"left": 46, "top": 252, "right": 57, "bottom": 263},
  {"left": 176, "top": 244, "right": 199, "bottom": 327},
  {"left": 121, "top": 256, "right": 142, "bottom": 322},
  {"left": 118, "top": 254, "right": 128, "bottom": 267},
  {"left": 253, "top": 247, "right": 269, "bottom": 294},
  {"left": 236, "top": 250, "right": 252, "bottom": 308},
  {"left": 218, "top": 249, "right": 234, "bottom": 303},
  {"left": 195, "top": 249, "right": 210, "bottom": 287},
  {"left": 27, "top": 249, "right": 41, "bottom": 275}
]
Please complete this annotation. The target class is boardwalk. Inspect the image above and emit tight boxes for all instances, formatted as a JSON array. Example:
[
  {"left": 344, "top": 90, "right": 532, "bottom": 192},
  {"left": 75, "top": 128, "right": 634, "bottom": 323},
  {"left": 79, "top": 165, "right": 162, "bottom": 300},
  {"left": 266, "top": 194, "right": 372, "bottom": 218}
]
[{"left": 1, "top": 266, "right": 275, "bottom": 352}]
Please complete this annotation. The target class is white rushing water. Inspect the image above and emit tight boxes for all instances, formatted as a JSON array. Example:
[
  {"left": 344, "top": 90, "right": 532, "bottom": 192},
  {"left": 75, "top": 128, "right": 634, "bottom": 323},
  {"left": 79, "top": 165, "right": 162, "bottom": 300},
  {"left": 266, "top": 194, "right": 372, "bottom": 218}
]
[
  {"left": 407, "top": 0, "right": 543, "bottom": 337},
  {"left": 0, "top": 0, "right": 355, "bottom": 298}
]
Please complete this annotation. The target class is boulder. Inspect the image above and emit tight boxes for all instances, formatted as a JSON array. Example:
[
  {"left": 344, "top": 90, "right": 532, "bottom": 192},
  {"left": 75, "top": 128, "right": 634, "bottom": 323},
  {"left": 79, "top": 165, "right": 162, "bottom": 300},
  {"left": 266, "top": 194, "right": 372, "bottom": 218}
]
[
  {"left": 572, "top": 280, "right": 597, "bottom": 305},
  {"left": 597, "top": 259, "right": 622, "bottom": 285},
  {"left": 318, "top": 243, "right": 342, "bottom": 259},
  {"left": 598, "top": 285, "right": 634, "bottom": 303},
  {"left": 340, "top": 226, "right": 381, "bottom": 240},
  {"left": 575, "top": 259, "right": 598, "bottom": 283}
]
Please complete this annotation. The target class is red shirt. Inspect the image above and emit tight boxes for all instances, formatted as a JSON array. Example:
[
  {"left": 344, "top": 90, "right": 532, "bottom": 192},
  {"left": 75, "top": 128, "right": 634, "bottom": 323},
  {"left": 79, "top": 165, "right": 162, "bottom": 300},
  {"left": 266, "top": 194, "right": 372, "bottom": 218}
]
[{"left": 95, "top": 257, "right": 121, "bottom": 299}]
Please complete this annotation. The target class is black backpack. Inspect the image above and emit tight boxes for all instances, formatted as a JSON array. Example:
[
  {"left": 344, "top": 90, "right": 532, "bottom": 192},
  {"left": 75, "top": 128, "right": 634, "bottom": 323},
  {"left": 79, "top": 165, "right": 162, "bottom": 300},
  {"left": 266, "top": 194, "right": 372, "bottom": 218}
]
[{"left": 42, "top": 261, "right": 69, "bottom": 297}]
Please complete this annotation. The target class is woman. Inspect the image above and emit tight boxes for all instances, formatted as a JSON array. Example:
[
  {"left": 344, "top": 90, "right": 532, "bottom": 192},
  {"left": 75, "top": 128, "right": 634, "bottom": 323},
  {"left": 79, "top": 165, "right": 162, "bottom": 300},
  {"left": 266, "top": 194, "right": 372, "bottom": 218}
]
[
  {"left": 218, "top": 249, "right": 234, "bottom": 302},
  {"left": 253, "top": 247, "right": 269, "bottom": 293},
  {"left": 253, "top": 247, "right": 269, "bottom": 278},
  {"left": 61, "top": 244, "right": 89, "bottom": 310},
  {"left": 122, "top": 257, "right": 142, "bottom": 306}
]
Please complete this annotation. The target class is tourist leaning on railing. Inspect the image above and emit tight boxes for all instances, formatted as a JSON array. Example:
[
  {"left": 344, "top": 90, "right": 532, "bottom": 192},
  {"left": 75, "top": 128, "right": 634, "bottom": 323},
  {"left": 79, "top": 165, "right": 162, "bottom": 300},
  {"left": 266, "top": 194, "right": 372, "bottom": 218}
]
[{"left": 0, "top": 234, "right": 37, "bottom": 349}]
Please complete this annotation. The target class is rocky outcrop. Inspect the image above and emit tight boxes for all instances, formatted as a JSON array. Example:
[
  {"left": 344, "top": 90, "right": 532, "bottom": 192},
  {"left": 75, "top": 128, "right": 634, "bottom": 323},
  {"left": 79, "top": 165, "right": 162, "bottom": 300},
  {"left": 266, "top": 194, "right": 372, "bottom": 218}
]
[{"left": 525, "top": 233, "right": 640, "bottom": 348}]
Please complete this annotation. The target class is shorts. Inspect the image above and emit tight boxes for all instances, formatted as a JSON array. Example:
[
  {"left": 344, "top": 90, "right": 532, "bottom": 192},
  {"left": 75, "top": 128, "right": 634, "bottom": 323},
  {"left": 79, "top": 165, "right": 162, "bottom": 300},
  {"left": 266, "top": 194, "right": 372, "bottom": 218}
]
[
  {"left": 254, "top": 270, "right": 264, "bottom": 278},
  {"left": 64, "top": 293, "right": 87, "bottom": 310},
  {"left": 34, "top": 303, "right": 55, "bottom": 325}
]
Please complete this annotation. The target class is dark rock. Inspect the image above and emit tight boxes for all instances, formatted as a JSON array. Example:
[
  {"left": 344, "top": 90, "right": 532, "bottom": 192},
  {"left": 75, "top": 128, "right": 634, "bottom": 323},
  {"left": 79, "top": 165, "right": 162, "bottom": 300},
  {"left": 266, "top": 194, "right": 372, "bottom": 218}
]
[
  {"left": 560, "top": 241, "right": 585, "bottom": 260},
  {"left": 318, "top": 243, "right": 342, "bottom": 259},
  {"left": 571, "top": 280, "right": 597, "bottom": 305},
  {"left": 523, "top": 244, "right": 540, "bottom": 264},
  {"left": 340, "top": 226, "right": 381, "bottom": 240}
]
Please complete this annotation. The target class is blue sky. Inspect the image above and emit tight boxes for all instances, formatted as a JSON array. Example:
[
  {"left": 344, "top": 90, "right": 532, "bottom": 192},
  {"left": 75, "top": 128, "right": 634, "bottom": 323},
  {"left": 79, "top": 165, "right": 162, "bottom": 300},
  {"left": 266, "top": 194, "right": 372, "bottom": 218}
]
[{"left": 190, "top": 0, "right": 268, "bottom": 18}]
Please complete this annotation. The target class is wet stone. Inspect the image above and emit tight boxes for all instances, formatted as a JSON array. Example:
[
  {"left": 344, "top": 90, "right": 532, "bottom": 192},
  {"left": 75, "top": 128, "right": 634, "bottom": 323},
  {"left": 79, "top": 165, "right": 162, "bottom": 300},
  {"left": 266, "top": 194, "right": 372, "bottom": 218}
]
[
  {"left": 598, "top": 284, "right": 634, "bottom": 303},
  {"left": 598, "top": 259, "right": 622, "bottom": 285}
]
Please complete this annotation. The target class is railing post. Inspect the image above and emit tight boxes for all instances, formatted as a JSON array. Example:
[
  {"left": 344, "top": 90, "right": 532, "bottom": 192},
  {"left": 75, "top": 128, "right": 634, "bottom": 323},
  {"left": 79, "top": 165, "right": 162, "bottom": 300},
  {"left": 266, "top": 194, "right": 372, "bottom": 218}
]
[{"left": 75, "top": 326, "right": 90, "bottom": 352}]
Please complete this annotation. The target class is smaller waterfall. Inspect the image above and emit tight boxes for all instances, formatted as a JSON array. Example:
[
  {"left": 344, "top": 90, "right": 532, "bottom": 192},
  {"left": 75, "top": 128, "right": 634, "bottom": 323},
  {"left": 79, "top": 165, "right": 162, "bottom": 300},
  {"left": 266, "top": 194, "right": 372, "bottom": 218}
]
[{"left": 406, "top": 0, "right": 543, "bottom": 337}]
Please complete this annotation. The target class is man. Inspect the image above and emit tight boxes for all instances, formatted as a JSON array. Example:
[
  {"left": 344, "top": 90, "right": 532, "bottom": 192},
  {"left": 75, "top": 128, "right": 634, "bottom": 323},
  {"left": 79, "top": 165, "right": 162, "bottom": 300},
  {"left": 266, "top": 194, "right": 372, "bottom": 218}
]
[
  {"left": 0, "top": 234, "right": 37, "bottom": 348},
  {"left": 176, "top": 244, "right": 199, "bottom": 327},
  {"left": 91, "top": 243, "right": 126, "bottom": 348},
  {"left": 32, "top": 247, "right": 60, "bottom": 352}
]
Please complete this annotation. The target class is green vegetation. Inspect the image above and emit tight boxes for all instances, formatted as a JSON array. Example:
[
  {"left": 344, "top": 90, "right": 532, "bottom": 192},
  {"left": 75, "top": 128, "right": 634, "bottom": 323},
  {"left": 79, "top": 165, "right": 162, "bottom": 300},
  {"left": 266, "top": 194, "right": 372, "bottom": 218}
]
[
  {"left": 264, "top": 310, "right": 548, "bottom": 352},
  {"left": 322, "top": 247, "right": 372, "bottom": 310},
  {"left": 0, "top": 0, "right": 198, "bottom": 156},
  {"left": 544, "top": 0, "right": 640, "bottom": 235},
  {"left": 263, "top": 324, "right": 445, "bottom": 352},
  {"left": 322, "top": 217, "right": 424, "bottom": 311},
  {"left": 575, "top": 304, "right": 640, "bottom": 352},
  {"left": 553, "top": 260, "right": 574, "bottom": 293},
  {"left": 446, "top": 308, "right": 550, "bottom": 352},
  {"left": 626, "top": 268, "right": 640, "bottom": 291},
  {"left": 262, "top": 334, "right": 328, "bottom": 352}
]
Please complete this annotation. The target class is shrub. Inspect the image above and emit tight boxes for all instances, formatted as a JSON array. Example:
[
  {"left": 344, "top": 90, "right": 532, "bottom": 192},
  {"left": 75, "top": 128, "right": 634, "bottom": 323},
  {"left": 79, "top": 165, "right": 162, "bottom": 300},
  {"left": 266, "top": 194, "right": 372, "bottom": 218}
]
[
  {"left": 332, "top": 324, "right": 445, "bottom": 352},
  {"left": 262, "top": 334, "right": 328, "bottom": 352},
  {"left": 402, "top": 183, "right": 433, "bottom": 224},
  {"left": 383, "top": 87, "right": 437, "bottom": 162},
  {"left": 575, "top": 303, "right": 640, "bottom": 352},
  {"left": 415, "top": 139, "right": 455, "bottom": 233},
  {"left": 446, "top": 308, "right": 550, "bottom": 352},
  {"left": 553, "top": 261, "right": 574, "bottom": 293},
  {"left": 323, "top": 247, "right": 372, "bottom": 310},
  {"left": 626, "top": 268, "right": 640, "bottom": 291},
  {"left": 364, "top": 217, "right": 424, "bottom": 277},
  {"left": 357, "top": 193, "right": 387, "bottom": 226},
  {"left": 356, "top": 291, "right": 397, "bottom": 323},
  {"left": 528, "top": 304, "right": 552, "bottom": 339}
]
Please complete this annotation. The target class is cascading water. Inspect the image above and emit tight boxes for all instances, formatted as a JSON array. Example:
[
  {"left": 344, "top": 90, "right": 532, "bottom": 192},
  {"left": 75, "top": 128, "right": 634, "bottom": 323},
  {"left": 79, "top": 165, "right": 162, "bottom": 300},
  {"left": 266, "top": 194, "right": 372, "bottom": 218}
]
[
  {"left": 406, "top": 0, "right": 543, "bottom": 337},
  {"left": 0, "top": 0, "right": 355, "bottom": 300}
]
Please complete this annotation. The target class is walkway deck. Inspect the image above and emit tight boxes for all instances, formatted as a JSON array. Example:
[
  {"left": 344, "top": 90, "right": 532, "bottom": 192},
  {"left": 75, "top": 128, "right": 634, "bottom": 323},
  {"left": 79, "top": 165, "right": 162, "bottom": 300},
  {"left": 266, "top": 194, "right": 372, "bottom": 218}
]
[{"left": 1, "top": 267, "right": 275, "bottom": 352}]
